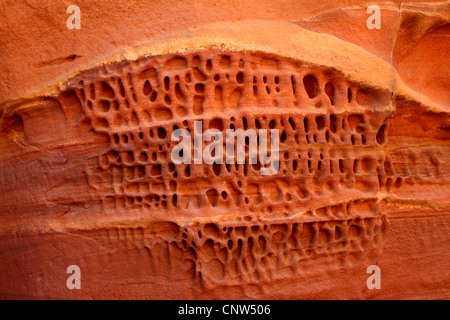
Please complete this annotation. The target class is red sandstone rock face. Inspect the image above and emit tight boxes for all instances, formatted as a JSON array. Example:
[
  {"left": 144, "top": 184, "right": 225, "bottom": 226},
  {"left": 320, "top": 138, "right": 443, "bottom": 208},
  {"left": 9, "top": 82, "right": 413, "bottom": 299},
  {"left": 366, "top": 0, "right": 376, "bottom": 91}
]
[{"left": 0, "top": 3, "right": 449, "bottom": 299}]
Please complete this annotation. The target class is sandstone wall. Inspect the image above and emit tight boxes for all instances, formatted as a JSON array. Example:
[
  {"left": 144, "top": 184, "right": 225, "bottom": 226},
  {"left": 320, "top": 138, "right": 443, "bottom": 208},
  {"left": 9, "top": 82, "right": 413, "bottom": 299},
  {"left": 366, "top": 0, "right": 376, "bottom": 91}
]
[{"left": 0, "top": 1, "right": 448, "bottom": 299}]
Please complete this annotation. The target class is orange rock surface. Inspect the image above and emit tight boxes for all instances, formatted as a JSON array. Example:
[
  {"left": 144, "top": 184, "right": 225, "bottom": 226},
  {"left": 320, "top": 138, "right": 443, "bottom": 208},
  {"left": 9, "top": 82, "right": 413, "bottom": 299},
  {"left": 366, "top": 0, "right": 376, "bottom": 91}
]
[{"left": 0, "top": 1, "right": 449, "bottom": 299}]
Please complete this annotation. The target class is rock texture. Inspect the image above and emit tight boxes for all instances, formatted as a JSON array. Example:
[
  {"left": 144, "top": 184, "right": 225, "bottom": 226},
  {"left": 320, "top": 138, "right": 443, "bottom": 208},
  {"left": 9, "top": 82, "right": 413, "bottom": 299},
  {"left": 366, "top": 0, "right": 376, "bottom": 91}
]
[{"left": 0, "top": 2, "right": 449, "bottom": 299}]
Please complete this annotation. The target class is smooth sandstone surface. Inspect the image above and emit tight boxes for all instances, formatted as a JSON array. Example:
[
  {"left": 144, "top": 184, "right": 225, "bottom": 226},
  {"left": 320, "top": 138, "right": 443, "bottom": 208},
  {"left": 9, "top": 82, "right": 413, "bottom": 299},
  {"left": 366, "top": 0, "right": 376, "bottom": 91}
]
[{"left": 0, "top": 1, "right": 449, "bottom": 299}]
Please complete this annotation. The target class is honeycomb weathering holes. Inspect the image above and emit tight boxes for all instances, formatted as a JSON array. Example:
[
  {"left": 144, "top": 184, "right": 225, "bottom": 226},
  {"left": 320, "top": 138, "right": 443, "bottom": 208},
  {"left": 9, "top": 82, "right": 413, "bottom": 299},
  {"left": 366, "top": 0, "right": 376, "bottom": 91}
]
[
  {"left": 79, "top": 199, "right": 387, "bottom": 287},
  {"left": 58, "top": 49, "right": 398, "bottom": 285}
]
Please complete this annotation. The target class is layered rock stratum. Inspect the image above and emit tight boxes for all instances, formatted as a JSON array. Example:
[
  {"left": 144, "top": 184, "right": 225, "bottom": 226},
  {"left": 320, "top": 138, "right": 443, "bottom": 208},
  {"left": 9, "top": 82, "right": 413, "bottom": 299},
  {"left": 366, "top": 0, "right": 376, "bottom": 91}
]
[{"left": 0, "top": 1, "right": 449, "bottom": 299}]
